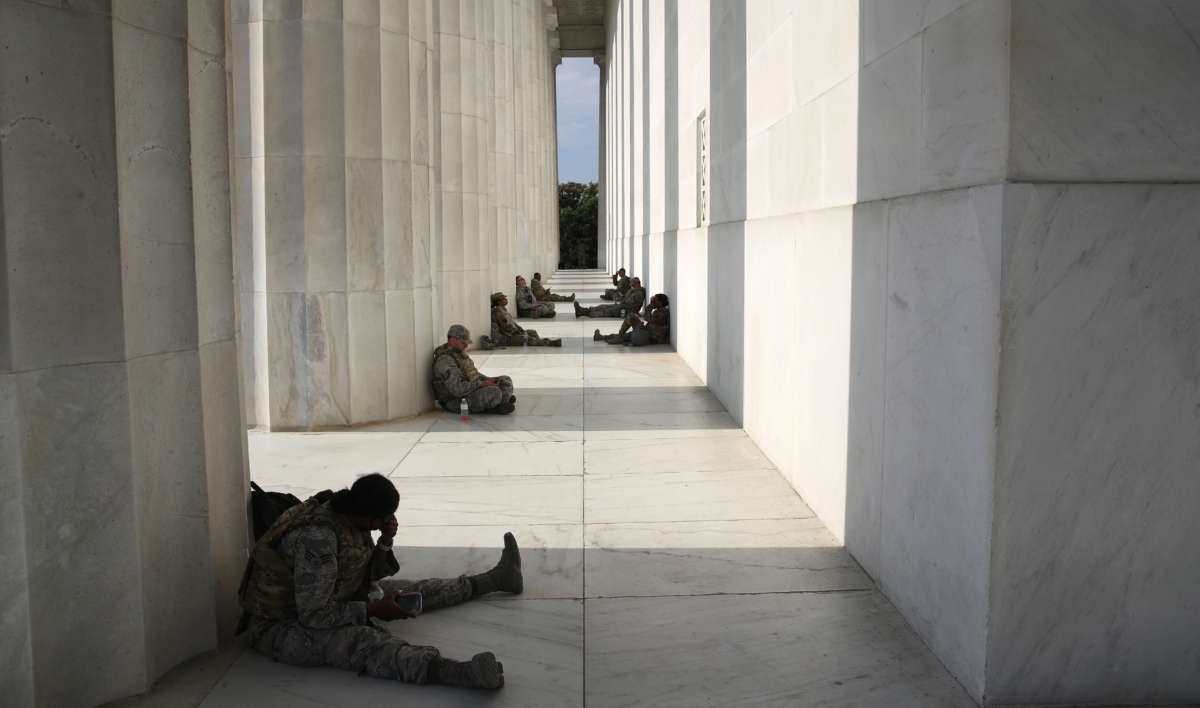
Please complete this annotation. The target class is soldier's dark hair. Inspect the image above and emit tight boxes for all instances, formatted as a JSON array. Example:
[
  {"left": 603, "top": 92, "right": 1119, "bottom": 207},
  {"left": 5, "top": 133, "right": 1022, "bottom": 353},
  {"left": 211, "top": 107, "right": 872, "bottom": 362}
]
[
  {"left": 515, "top": 274, "right": 524, "bottom": 283},
  {"left": 533, "top": 272, "right": 542, "bottom": 280},
  {"left": 331, "top": 473, "right": 399, "bottom": 518},
  {"left": 656, "top": 293, "right": 669, "bottom": 306}
]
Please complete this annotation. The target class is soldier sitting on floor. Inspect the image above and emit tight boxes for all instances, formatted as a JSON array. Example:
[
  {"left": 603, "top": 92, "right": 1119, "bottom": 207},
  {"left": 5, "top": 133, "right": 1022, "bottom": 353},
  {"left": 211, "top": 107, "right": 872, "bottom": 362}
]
[
  {"left": 482, "top": 292, "right": 562, "bottom": 348},
  {"left": 531, "top": 272, "right": 574, "bottom": 301},
  {"left": 432, "top": 324, "right": 515, "bottom": 414},
  {"left": 575, "top": 277, "right": 646, "bottom": 318},
  {"left": 600, "top": 267, "right": 630, "bottom": 300},
  {"left": 514, "top": 275, "right": 555, "bottom": 318},
  {"left": 594, "top": 293, "right": 670, "bottom": 346},
  {"left": 240, "top": 473, "right": 523, "bottom": 690}
]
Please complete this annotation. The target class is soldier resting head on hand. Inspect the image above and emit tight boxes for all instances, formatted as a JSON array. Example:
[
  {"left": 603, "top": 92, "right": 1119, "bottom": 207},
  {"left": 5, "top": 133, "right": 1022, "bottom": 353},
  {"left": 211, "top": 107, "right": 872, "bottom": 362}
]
[
  {"left": 240, "top": 473, "right": 524, "bottom": 690},
  {"left": 594, "top": 293, "right": 671, "bottom": 346}
]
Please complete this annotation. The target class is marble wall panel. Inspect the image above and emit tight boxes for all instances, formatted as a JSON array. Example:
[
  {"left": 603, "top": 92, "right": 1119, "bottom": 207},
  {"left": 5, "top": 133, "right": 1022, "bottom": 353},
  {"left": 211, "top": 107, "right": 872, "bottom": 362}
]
[
  {"left": 302, "top": 156, "right": 348, "bottom": 292},
  {"left": 263, "top": 155, "right": 306, "bottom": 291},
  {"left": 261, "top": 17, "right": 302, "bottom": 155},
  {"left": 857, "top": 34, "right": 921, "bottom": 203},
  {"left": 346, "top": 158, "right": 384, "bottom": 291},
  {"left": 861, "top": 0, "right": 970, "bottom": 66},
  {"left": 705, "top": 221, "right": 745, "bottom": 422},
  {"left": 304, "top": 291, "right": 351, "bottom": 426},
  {"left": 348, "top": 291, "right": 388, "bottom": 422},
  {"left": 920, "top": 0, "right": 1010, "bottom": 193},
  {"left": 1009, "top": 0, "right": 1200, "bottom": 182},
  {"left": 791, "top": 0, "right": 858, "bottom": 108},
  {"left": 1, "top": 2, "right": 125, "bottom": 371},
  {"left": 199, "top": 339, "right": 251, "bottom": 643},
  {"left": 343, "top": 20, "right": 382, "bottom": 159},
  {"left": 741, "top": 216, "right": 800, "bottom": 480},
  {"left": 380, "top": 31, "right": 413, "bottom": 162},
  {"left": 880, "top": 185, "right": 1002, "bottom": 700},
  {"left": 987, "top": 184, "right": 1200, "bottom": 703},
  {"left": 300, "top": 17, "right": 345, "bottom": 157},
  {"left": 113, "top": 14, "right": 200, "bottom": 360},
  {"left": 126, "top": 351, "right": 216, "bottom": 681},
  {"left": 19, "top": 363, "right": 144, "bottom": 707},
  {"left": 843, "top": 200, "right": 888, "bottom": 579},
  {"left": 0, "top": 373, "right": 33, "bottom": 708}
]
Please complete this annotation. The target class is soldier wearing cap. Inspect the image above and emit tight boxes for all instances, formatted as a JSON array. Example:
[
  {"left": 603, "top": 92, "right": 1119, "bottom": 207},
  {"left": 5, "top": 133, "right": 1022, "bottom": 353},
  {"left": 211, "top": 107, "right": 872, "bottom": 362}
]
[
  {"left": 575, "top": 276, "right": 646, "bottom": 318},
  {"left": 594, "top": 293, "right": 670, "bottom": 346},
  {"left": 514, "top": 275, "right": 555, "bottom": 318},
  {"left": 530, "top": 272, "right": 574, "bottom": 302},
  {"left": 485, "top": 292, "right": 562, "bottom": 348},
  {"left": 431, "top": 324, "right": 515, "bottom": 414},
  {"left": 600, "top": 268, "right": 630, "bottom": 301}
]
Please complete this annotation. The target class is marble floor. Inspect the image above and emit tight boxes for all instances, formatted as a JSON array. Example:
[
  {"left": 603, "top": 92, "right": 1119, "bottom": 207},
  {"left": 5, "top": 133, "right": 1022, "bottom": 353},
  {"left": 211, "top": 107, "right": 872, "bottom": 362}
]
[{"left": 195, "top": 271, "right": 976, "bottom": 707}]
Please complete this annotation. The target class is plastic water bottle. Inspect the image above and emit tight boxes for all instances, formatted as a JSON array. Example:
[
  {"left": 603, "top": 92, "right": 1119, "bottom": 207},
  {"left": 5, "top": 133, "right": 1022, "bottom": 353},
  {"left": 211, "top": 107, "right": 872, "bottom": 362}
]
[{"left": 459, "top": 397, "right": 469, "bottom": 421}]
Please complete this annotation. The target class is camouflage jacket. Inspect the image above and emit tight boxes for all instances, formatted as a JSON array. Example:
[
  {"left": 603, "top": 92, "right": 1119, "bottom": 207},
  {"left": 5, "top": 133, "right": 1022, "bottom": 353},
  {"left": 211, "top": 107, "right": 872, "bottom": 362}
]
[
  {"left": 620, "top": 288, "right": 646, "bottom": 313},
  {"left": 645, "top": 304, "right": 670, "bottom": 343},
  {"left": 432, "top": 343, "right": 483, "bottom": 402},
  {"left": 241, "top": 497, "right": 397, "bottom": 628},
  {"left": 492, "top": 304, "right": 524, "bottom": 338},
  {"left": 530, "top": 279, "right": 553, "bottom": 299},
  {"left": 613, "top": 275, "right": 630, "bottom": 295},
  {"left": 514, "top": 284, "right": 540, "bottom": 311}
]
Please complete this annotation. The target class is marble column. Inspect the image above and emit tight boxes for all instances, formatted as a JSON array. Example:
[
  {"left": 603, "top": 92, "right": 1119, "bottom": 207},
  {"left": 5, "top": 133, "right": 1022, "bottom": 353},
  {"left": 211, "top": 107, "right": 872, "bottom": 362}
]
[
  {"left": 596, "top": 55, "right": 608, "bottom": 270},
  {"left": 0, "top": 1, "right": 249, "bottom": 705}
]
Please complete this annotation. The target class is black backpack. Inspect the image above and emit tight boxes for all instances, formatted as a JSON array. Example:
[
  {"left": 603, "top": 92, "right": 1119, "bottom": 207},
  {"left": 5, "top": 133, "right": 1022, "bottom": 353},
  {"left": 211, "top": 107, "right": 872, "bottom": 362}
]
[{"left": 249, "top": 481, "right": 303, "bottom": 540}]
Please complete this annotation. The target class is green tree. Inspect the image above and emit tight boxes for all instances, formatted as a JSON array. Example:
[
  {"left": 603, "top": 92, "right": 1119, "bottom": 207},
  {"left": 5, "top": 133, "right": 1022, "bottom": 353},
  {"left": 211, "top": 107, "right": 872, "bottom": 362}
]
[{"left": 558, "top": 181, "right": 598, "bottom": 268}]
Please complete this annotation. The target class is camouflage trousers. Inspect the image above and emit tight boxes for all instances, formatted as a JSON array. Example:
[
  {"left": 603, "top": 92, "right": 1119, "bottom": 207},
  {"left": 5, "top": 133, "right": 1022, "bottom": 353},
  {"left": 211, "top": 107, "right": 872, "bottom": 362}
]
[
  {"left": 601, "top": 322, "right": 654, "bottom": 346},
  {"left": 600, "top": 288, "right": 619, "bottom": 300},
  {"left": 539, "top": 292, "right": 574, "bottom": 302},
  {"left": 496, "top": 330, "right": 555, "bottom": 347},
  {"left": 249, "top": 576, "right": 473, "bottom": 684},
  {"left": 578, "top": 302, "right": 624, "bottom": 318},
  {"left": 518, "top": 303, "right": 555, "bottom": 318},
  {"left": 438, "top": 375, "right": 514, "bottom": 413}
]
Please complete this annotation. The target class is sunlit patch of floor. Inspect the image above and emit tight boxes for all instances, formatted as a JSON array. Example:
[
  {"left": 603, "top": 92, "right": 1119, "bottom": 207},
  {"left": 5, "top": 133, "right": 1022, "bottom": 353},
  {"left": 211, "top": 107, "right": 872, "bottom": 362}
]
[{"left": 196, "top": 270, "right": 974, "bottom": 707}]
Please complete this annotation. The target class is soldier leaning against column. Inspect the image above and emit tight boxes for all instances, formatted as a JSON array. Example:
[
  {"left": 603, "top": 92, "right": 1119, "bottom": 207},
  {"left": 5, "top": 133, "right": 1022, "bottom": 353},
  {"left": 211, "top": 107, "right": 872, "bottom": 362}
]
[
  {"left": 483, "top": 292, "right": 562, "bottom": 348},
  {"left": 530, "top": 272, "right": 575, "bottom": 301},
  {"left": 514, "top": 275, "right": 556, "bottom": 318},
  {"left": 432, "top": 324, "right": 516, "bottom": 414},
  {"left": 594, "top": 292, "right": 670, "bottom": 346},
  {"left": 239, "top": 473, "right": 524, "bottom": 690},
  {"left": 600, "top": 267, "right": 630, "bottom": 300},
  {"left": 575, "top": 276, "right": 646, "bottom": 318}
]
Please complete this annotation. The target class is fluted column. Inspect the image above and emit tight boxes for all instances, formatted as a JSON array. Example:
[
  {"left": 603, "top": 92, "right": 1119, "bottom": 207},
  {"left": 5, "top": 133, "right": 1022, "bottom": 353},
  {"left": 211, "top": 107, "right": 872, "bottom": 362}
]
[
  {"left": 0, "top": 1, "right": 249, "bottom": 704},
  {"left": 596, "top": 55, "right": 607, "bottom": 270}
]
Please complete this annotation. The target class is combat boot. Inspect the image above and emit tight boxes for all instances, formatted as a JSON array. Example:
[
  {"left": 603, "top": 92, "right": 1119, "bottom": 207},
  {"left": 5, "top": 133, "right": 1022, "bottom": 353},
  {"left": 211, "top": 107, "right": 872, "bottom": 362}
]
[
  {"left": 569, "top": 293, "right": 576, "bottom": 301},
  {"left": 573, "top": 302, "right": 584, "bottom": 318},
  {"left": 494, "top": 400, "right": 515, "bottom": 415},
  {"left": 480, "top": 336, "right": 495, "bottom": 350},
  {"left": 468, "top": 532, "right": 523, "bottom": 596},
  {"left": 547, "top": 338, "right": 563, "bottom": 347},
  {"left": 593, "top": 328, "right": 602, "bottom": 341},
  {"left": 428, "top": 652, "right": 504, "bottom": 690}
]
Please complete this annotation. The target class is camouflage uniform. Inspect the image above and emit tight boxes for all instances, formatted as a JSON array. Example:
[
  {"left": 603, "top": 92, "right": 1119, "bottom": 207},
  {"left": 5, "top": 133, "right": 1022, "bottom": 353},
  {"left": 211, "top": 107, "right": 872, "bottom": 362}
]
[
  {"left": 244, "top": 498, "right": 476, "bottom": 684},
  {"left": 600, "top": 304, "right": 670, "bottom": 346},
  {"left": 601, "top": 273, "right": 630, "bottom": 301},
  {"left": 577, "top": 287, "right": 645, "bottom": 318},
  {"left": 431, "top": 343, "right": 514, "bottom": 412},
  {"left": 514, "top": 284, "right": 555, "bottom": 318},
  {"left": 492, "top": 305, "right": 558, "bottom": 347},
  {"left": 531, "top": 278, "right": 573, "bottom": 302}
]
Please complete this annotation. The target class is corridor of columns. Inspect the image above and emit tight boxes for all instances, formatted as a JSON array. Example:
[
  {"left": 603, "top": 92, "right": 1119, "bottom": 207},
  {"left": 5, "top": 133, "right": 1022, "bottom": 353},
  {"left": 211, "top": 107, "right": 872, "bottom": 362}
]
[{"left": 193, "top": 270, "right": 973, "bottom": 706}]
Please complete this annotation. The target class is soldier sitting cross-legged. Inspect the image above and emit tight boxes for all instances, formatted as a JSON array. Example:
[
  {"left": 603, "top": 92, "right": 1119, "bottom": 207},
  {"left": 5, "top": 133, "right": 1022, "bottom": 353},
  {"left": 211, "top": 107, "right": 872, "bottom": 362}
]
[
  {"left": 239, "top": 473, "right": 523, "bottom": 690},
  {"left": 432, "top": 324, "right": 516, "bottom": 414}
]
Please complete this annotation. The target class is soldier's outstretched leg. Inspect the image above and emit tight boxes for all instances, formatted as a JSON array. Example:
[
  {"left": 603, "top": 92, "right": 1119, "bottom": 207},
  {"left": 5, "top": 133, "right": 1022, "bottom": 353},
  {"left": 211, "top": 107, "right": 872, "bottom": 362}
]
[{"left": 466, "top": 385, "right": 509, "bottom": 413}]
